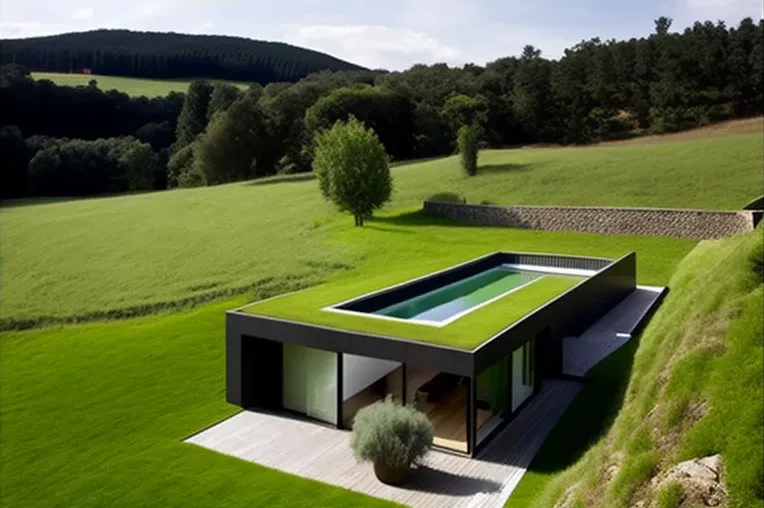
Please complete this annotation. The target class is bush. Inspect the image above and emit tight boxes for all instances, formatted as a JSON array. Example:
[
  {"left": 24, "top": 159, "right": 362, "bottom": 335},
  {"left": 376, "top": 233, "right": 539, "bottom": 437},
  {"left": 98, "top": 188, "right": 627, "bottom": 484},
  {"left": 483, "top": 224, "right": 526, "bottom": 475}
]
[
  {"left": 351, "top": 399, "right": 433, "bottom": 470},
  {"left": 177, "top": 164, "right": 207, "bottom": 188},
  {"left": 166, "top": 143, "right": 196, "bottom": 188},
  {"left": 312, "top": 116, "right": 392, "bottom": 226},
  {"left": 426, "top": 192, "right": 465, "bottom": 204},
  {"left": 457, "top": 122, "right": 480, "bottom": 176}
]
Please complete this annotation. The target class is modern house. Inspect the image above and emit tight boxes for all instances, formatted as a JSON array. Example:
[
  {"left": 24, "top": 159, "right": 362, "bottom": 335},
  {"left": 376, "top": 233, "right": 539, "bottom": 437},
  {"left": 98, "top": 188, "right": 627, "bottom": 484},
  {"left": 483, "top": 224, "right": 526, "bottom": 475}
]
[{"left": 226, "top": 250, "right": 636, "bottom": 456}]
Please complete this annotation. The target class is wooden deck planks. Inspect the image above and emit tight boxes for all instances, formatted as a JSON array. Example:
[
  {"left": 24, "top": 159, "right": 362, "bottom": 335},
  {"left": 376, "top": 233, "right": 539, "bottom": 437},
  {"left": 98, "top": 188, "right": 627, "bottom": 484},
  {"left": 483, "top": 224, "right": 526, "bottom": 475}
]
[{"left": 186, "top": 379, "right": 581, "bottom": 508}]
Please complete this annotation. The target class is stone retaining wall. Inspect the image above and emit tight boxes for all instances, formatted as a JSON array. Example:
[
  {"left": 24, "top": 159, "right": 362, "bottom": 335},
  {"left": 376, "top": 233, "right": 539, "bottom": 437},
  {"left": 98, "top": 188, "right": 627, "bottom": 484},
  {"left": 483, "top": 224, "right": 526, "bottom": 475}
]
[{"left": 423, "top": 201, "right": 758, "bottom": 240}]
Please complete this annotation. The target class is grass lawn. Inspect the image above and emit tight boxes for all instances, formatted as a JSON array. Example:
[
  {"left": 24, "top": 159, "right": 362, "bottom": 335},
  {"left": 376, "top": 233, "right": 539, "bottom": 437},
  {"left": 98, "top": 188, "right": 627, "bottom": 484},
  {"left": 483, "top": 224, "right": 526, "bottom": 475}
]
[
  {"left": 31, "top": 72, "right": 250, "bottom": 97},
  {"left": 1, "top": 128, "right": 759, "bottom": 507},
  {"left": 0, "top": 227, "right": 693, "bottom": 508},
  {"left": 6, "top": 129, "right": 759, "bottom": 327},
  {"left": 243, "top": 270, "right": 582, "bottom": 349},
  {"left": 508, "top": 229, "right": 763, "bottom": 508},
  {"left": 0, "top": 299, "right": 399, "bottom": 508}
]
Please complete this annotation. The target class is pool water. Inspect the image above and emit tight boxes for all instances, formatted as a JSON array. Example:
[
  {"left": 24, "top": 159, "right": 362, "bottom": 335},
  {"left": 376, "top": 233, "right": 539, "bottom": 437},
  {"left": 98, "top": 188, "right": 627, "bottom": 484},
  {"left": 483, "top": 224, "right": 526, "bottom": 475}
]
[{"left": 374, "top": 266, "right": 543, "bottom": 323}]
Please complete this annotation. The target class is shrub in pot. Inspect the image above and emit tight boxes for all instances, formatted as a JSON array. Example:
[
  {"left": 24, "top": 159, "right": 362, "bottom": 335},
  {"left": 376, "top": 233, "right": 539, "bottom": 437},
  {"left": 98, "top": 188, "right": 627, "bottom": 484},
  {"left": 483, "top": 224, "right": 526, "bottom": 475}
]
[{"left": 350, "top": 398, "right": 434, "bottom": 485}]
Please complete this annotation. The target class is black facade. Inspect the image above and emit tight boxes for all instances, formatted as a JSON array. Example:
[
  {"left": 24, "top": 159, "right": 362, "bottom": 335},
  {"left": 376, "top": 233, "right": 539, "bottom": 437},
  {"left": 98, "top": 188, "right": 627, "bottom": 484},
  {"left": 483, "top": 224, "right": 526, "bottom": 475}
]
[{"left": 225, "top": 250, "right": 637, "bottom": 456}]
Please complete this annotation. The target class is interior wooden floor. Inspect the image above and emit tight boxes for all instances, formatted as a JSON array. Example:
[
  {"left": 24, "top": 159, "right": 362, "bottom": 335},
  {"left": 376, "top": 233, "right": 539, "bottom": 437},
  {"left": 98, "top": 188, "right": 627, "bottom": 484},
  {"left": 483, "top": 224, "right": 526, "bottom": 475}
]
[
  {"left": 342, "top": 366, "right": 494, "bottom": 453},
  {"left": 414, "top": 384, "right": 492, "bottom": 452}
]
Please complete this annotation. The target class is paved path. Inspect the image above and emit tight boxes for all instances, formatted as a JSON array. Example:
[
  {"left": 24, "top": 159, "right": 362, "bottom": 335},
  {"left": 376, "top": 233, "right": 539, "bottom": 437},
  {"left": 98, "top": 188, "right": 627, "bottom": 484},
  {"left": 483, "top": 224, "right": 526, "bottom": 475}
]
[
  {"left": 563, "top": 286, "right": 665, "bottom": 377},
  {"left": 187, "top": 380, "right": 581, "bottom": 508}
]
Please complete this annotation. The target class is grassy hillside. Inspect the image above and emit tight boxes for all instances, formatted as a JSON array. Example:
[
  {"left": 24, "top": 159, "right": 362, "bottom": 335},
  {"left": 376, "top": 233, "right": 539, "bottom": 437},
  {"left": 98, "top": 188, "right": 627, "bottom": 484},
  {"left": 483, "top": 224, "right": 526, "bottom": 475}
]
[
  {"left": 510, "top": 228, "right": 763, "bottom": 508},
  {"left": 32, "top": 72, "right": 249, "bottom": 97},
  {"left": 4, "top": 131, "right": 761, "bottom": 327},
  {"left": 0, "top": 127, "right": 759, "bottom": 508}
]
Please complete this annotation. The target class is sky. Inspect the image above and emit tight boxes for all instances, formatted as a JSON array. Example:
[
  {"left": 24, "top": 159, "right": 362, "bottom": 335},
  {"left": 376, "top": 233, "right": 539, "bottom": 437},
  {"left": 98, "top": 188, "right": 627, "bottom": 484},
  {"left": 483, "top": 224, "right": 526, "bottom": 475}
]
[{"left": 1, "top": 0, "right": 762, "bottom": 71}]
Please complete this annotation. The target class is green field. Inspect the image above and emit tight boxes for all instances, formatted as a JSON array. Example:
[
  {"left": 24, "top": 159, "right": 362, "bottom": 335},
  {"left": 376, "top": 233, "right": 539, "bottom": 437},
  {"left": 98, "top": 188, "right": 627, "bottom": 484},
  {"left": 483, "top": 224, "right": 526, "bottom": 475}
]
[
  {"left": 2, "top": 132, "right": 759, "bottom": 328},
  {"left": 32, "top": 72, "right": 250, "bottom": 97},
  {"left": 0, "top": 129, "right": 761, "bottom": 507},
  {"left": 0, "top": 299, "right": 398, "bottom": 508}
]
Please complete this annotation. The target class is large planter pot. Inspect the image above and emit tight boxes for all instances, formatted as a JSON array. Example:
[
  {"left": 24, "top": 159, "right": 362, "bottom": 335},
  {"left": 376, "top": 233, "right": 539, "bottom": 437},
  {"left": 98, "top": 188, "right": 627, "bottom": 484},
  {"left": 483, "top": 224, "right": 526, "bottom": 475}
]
[{"left": 373, "top": 461, "right": 409, "bottom": 486}]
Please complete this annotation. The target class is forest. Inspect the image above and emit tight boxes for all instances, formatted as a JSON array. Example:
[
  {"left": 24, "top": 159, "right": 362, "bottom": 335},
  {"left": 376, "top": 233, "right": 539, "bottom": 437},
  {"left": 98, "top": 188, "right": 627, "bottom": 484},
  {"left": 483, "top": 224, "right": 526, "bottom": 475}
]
[
  {"left": 1, "top": 17, "right": 761, "bottom": 199},
  {"left": 0, "top": 29, "right": 366, "bottom": 83}
]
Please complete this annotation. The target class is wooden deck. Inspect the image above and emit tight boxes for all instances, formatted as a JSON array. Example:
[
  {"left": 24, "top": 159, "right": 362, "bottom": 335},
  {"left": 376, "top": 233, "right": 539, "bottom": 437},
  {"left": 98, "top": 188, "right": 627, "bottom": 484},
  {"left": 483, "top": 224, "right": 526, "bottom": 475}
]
[
  {"left": 186, "top": 379, "right": 581, "bottom": 508},
  {"left": 563, "top": 286, "right": 665, "bottom": 377}
]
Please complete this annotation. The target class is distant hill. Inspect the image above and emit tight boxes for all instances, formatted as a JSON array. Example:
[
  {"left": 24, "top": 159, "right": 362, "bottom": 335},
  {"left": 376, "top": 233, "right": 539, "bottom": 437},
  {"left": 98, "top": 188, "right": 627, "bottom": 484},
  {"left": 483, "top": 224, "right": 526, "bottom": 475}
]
[{"left": 0, "top": 29, "right": 367, "bottom": 84}]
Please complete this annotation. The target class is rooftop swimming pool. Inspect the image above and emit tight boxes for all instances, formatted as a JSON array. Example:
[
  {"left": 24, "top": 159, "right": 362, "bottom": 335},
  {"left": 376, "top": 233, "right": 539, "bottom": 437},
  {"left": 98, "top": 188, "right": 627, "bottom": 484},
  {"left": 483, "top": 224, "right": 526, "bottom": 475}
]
[
  {"left": 326, "top": 259, "right": 588, "bottom": 327},
  {"left": 374, "top": 266, "right": 543, "bottom": 324}
]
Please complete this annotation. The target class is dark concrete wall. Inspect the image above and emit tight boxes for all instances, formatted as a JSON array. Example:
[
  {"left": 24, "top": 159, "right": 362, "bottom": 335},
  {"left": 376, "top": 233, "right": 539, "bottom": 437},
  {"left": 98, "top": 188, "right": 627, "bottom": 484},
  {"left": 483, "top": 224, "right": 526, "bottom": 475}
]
[
  {"left": 473, "top": 252, "right": 636, "bottom": 373},
  {"left": 424, "top": 200, "right": 757, "bottom": 240}
]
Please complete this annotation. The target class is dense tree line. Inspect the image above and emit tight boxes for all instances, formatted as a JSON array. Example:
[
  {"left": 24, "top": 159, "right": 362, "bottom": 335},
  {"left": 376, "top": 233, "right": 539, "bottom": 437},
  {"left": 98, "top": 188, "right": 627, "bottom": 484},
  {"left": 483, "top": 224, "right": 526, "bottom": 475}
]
[
  {"left": 0, "top": 64, "right": 184, "bottom": 140},
  {"left": 0, "top": 64, "right": 183, "bottom": 197},
  {"left": 0, "top": 29, "right": 366, "bottom": 83},
  {"left": 1, "top": 17, "right": 761, "bottom": 199}
]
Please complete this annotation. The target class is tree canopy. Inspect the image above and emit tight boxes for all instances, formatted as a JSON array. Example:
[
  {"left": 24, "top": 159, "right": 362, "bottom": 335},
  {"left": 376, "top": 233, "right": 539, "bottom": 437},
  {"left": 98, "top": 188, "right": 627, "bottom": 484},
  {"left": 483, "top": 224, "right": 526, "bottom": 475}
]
[{"left": 312, "top": 116, "right": 392, "bottom": 226}]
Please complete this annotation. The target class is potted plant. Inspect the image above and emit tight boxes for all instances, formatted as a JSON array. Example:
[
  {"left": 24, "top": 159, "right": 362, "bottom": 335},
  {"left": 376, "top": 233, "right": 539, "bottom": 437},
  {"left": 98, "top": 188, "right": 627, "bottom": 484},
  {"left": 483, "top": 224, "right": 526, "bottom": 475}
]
[{"left": 350, "top": 397, "right": 434, "bottom": 486}]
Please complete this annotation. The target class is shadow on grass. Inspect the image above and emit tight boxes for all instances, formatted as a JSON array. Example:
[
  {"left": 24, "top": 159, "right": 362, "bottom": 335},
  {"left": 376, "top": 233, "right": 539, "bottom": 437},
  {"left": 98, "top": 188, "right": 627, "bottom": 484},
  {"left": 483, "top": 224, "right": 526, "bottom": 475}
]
[
  {"left": 1, "top": 190, "right": 159, "bottom": 209},
  {"left": 478, "top": 163, "right": 535, "bottom": 174},
  {"left": 246, "top": 173, "right": 316, "bottom": 186},
  {"left": 365, "top": 210, "right": 474, "bottom": 229},
  {"left": 524, "top": 340, "right": 638, "bottom": 476},
  {"left": 402, "top": 465, "right": 503, "bottom": 495},
  {"left": 390, "top": 155, "right": 445, "bottom": 168}
]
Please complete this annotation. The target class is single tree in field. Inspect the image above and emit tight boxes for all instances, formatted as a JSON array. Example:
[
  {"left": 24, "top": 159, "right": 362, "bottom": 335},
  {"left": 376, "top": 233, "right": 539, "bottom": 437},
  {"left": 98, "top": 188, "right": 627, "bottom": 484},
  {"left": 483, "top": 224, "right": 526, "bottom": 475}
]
[
  {"left": 457, "top": 122, "right": 480, "bottom": 176},
  {"left": 312, "top": 116, "right": 392, "bottom": 226},
  {"left": 174, "top": 80, "right": 213, "bottom": 150}
]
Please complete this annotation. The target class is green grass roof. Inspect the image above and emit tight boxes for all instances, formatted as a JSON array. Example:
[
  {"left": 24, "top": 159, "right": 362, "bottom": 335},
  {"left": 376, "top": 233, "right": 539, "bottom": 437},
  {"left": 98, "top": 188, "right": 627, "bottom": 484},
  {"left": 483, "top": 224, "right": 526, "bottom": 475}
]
[{"left": 240, "top": 265, "right": 584, "bottom": 350}]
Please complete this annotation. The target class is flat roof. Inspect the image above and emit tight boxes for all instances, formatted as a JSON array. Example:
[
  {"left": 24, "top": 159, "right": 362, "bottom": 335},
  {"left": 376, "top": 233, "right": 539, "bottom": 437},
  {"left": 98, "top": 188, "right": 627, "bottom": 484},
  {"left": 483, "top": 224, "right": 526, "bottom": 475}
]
[{"left": 238, "top": 252, "right": 595, "bottom": 350}]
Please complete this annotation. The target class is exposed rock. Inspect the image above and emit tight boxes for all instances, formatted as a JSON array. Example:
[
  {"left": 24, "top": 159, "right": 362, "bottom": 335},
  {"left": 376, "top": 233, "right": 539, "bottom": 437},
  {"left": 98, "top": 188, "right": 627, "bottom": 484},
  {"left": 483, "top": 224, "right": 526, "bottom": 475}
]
[
  {"left": 653, "top": 454, "right": 727, "bottom": 507},
  {"left": 686, "top": 399, "right": 710, "bottom": 424},
  {"left": 672, "top": 459, "right": 718, "bottom": 483}
]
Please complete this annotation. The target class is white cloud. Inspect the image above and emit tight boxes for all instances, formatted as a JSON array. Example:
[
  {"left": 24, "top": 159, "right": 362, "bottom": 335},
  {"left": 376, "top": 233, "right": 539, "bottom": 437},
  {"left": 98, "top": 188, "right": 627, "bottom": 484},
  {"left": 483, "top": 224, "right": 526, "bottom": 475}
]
[
  {"left": 71, "top": 7, "right": 94, "bottom": 21},
  {"left": 0, "top": 21, "right": 73, "bottom": 38},
  {"left": 198, "top": 21, "right": 215, "bottom": 32},
  {"left": 282, "top": 24, "right": 461, "bottom": 70}
]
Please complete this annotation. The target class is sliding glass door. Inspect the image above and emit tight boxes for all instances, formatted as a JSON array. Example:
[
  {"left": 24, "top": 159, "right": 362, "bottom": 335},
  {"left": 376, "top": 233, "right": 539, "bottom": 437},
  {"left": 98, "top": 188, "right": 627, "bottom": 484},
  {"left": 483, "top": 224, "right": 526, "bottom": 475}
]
[
  {"left": 282, "top": 344, "right": 338, "bottom": 425},
  {"left": 511, "top": 338, "right": 535, "bottom": 412}
]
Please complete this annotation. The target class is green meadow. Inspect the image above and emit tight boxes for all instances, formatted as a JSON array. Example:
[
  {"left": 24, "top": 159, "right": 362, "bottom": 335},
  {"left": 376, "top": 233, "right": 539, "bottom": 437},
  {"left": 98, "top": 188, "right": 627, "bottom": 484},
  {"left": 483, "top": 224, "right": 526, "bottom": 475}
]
[
  {"left": 1, "top": 128, "right": 761, "bottom": 508},
  {"left": 32, "top": 72, "right": 249, "bottom": 97},
  {"left": 3, "top": 132, "right": 759, "bottom": 327}
]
